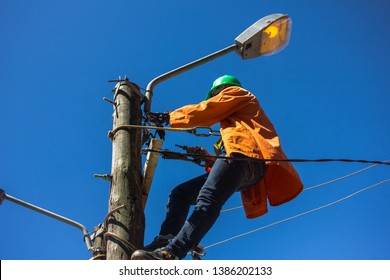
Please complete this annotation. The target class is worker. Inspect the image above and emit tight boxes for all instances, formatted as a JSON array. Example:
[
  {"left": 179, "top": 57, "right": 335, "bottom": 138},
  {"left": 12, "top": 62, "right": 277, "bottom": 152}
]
[{"left": 131, "top": 75, "right": 303, "bottom": 260}]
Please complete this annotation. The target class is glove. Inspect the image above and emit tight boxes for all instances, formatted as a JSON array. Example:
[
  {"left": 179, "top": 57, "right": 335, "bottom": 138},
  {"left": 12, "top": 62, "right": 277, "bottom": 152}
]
[
  {"left": 147, "top": 112, "right": 170, "bottom": 126},
  {"left": 186, "top": 146, "right": 215, "bottom": 172},
  {"left": 186, "top": 146, "right": 209, "bottom": 156}
]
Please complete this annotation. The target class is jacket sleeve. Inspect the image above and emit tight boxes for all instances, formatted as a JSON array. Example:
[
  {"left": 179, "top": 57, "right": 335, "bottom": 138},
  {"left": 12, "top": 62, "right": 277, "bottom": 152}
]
[{"left": 170, "top": 86, "right": 254, "bottom": 128}]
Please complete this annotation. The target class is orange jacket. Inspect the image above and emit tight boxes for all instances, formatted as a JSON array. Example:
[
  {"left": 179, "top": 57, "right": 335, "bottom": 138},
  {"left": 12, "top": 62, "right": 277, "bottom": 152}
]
[{"left": 170, "top": 86, "right": 303, "bottom": 218}]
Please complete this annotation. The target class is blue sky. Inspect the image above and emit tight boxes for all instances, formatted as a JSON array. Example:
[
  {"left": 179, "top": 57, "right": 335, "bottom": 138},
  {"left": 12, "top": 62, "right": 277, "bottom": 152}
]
[{"left": 1, "top": 0, "right": 389, "bottom": 260}]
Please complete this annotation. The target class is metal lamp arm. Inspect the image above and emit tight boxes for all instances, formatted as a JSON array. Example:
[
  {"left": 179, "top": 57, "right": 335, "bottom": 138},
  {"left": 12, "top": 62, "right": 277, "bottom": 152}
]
[{"left": 144, "top": 44, "right": 237, "bottom": 113}]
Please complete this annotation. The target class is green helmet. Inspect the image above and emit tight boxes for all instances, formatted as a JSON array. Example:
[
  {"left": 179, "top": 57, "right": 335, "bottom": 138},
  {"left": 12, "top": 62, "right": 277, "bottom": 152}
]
[{"left": 205, "top": 75, "right": 242, "bottom": 100}]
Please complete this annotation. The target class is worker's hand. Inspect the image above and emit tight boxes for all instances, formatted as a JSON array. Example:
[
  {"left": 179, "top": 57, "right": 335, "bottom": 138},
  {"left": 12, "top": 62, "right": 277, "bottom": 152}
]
[
  {"left": 186, "top": 146, "right": 216, "bottom": 172},
  {"left": 186, "top": 146, "right": 209, "bottom": 156},
  {"left": 147, "top": 112, "right": 170, "bottom": 126}
]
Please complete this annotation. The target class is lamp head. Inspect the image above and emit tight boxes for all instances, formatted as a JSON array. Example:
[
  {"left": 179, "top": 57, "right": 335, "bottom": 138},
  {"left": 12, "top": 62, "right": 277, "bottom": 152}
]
[{"left": 235, "top": 14, "right": 292, "bottom": 59}]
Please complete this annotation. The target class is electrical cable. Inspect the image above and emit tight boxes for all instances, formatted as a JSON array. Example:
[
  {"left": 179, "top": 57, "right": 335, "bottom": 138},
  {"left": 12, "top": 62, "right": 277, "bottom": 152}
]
[
  {"left": 204, "top": 179, "right": 390, "bottom": 251},
  {"left": 144, "top": 148, "right": 390, "bottom": 166},
  {"left": 221, "top": 159, "right": 389, "bottom": 213},
  {"left": 303, "top": 160, "right": 389, "bottom": 191}
]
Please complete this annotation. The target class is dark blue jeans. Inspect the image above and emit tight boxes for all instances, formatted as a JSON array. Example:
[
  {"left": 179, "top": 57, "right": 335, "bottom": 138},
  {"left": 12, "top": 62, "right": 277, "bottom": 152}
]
[{"left": 159, "top": 153, "right": 267, "bottom": 259}]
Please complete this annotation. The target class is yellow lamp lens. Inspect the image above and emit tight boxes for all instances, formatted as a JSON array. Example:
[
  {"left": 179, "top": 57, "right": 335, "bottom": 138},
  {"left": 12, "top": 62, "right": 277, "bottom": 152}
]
[
  {"left": 260, "top": 17, "right": 291, "bottom": 56},
  {"left": 264, "top": 25, "right": 279, "bottom": 38}
]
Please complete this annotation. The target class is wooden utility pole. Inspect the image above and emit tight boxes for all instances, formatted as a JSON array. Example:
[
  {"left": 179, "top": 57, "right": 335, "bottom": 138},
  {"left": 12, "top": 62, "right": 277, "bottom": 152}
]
[{"left": 106, "top": 79, "right": 144, "bottom": 260}]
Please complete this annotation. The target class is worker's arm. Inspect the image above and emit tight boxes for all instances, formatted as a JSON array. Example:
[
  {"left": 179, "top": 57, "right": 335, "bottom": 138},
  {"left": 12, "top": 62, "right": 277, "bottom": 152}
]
[{"left": 170, "top": 86, "right": 255, "bottom": 128}]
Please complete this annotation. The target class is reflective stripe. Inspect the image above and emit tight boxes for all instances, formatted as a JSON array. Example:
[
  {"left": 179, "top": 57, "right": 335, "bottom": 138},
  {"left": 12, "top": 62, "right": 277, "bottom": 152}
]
[{"left": 213, "top": 137, "right": 225, "bottom": 156}]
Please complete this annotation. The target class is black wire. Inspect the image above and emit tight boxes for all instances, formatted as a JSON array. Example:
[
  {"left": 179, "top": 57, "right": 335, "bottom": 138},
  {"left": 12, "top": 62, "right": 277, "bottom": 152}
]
[{"left": 143, "top": 149, "right": 390, "bottom": 166}]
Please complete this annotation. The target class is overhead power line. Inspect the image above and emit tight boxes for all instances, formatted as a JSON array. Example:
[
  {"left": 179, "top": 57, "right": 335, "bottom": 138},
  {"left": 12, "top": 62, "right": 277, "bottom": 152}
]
[
  {"left": 202, "top": 161, "right": 390, "bottom": 253},
  {"left": 221, "top": 159, "right": 389, "bottom": 213},
  {"left": 144, "top": 148, "right": 390, "bottom": 166},
  {"left": 204, "top": 179, "right": 390, "bottom": 251}
]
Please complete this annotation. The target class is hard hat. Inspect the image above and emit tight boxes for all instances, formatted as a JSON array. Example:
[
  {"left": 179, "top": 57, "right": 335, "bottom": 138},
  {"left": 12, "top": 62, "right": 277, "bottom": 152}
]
[{"left": 205, "top": 75, "right": 242, "bottom": 100}]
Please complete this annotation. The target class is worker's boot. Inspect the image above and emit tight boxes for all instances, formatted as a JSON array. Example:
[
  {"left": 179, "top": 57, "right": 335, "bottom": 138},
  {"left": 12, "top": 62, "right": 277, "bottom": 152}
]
[
  {"left": 131, "top": 248, "right": 178, "bottom": 260},
  {"left": 143, "top": 234, "right": 174, "bottom": 251}
]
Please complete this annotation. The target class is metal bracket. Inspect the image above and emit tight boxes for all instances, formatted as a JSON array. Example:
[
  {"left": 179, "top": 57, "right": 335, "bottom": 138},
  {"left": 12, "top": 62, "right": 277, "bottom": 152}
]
[
  {"left": 94, "top": 173, "right": 113, "bottom": 182},
  {"left": 103, "top": 97, "right": 116, "bottom": 106}
]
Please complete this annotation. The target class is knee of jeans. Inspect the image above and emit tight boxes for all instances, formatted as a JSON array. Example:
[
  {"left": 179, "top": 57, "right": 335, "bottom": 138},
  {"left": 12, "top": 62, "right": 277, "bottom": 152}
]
[
  {"left": 170, "top": 185, "right": 187, "bottom": 198},
  {"left": 196, "top": 193, "right": 223, "bottom": 213},
  {"left": 193, "top": 204, "right": 220, "bottom": 218},
  {"left": 167, "top": 186, "right": 191, "bottom": 206}
]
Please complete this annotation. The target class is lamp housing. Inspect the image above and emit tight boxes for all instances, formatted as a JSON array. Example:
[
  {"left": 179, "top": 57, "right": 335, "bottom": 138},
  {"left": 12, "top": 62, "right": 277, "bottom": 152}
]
[{"left": 235, "top": 14, "right": 292, "bottom": 59}]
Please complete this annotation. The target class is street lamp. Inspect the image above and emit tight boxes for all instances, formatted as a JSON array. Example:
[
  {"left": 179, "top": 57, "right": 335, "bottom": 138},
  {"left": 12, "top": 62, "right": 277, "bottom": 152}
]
[{"left": 144, "top": 13, "right": 292, "bottom": 113}]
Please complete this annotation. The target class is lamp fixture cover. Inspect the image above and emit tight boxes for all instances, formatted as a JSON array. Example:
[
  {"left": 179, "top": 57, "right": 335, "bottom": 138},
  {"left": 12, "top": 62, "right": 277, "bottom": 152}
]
[{"left": 235, "top": 14, "right": 292, "bottom": 59}]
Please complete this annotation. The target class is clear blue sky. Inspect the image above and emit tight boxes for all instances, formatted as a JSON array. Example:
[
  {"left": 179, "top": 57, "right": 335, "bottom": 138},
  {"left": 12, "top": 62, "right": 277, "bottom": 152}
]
[{"left": 1, "top": 0, "right": 389, "bottom": 260}]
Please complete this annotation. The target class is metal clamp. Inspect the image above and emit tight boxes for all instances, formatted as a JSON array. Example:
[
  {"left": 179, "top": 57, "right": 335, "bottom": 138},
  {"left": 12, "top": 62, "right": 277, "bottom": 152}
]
[
  {"left": 190, "top": 245, "right": 206, "bottom": 260},
  {"left": 191, "top": 127, "right": 220, "bottom": 137}
]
